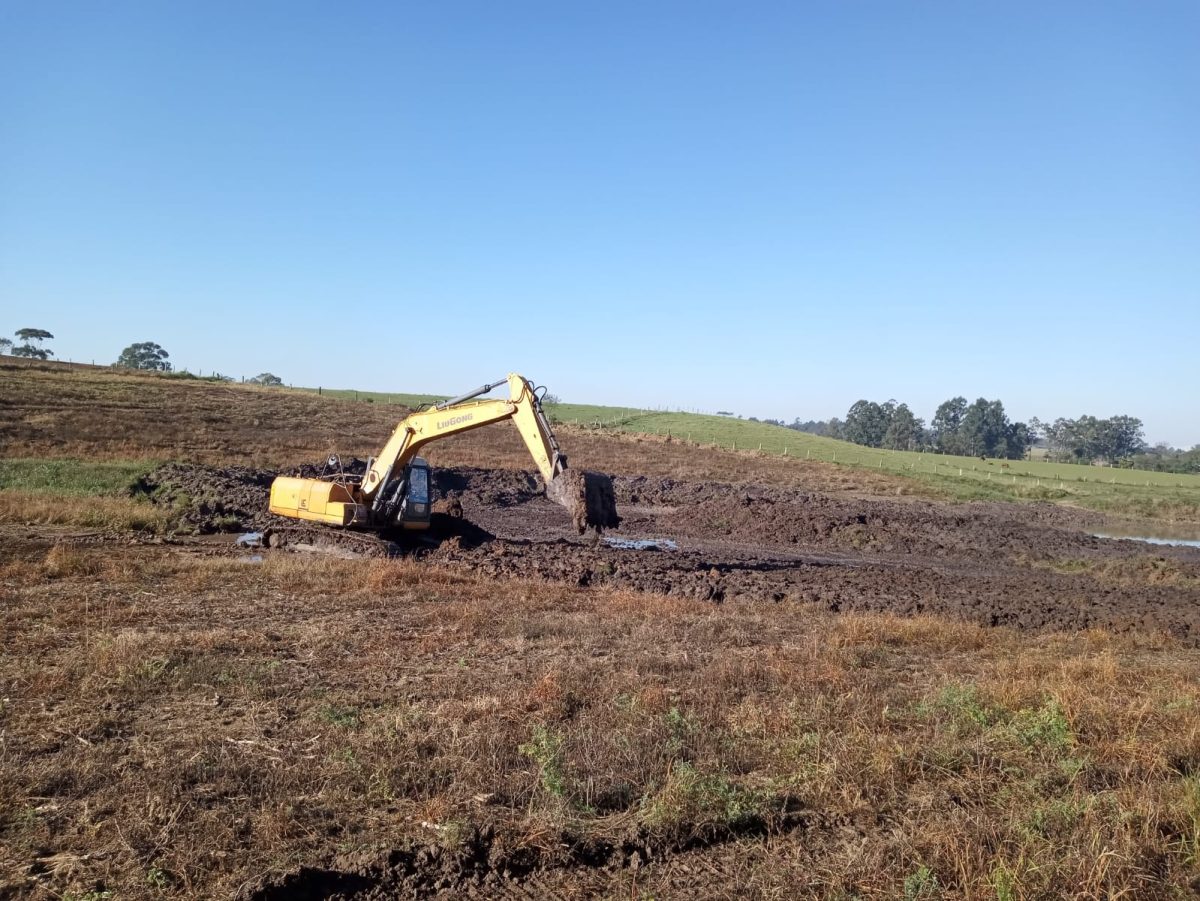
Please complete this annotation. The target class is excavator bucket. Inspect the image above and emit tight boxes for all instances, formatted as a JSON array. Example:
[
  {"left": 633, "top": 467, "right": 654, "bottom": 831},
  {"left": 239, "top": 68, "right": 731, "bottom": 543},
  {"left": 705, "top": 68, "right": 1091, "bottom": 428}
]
[{"left": 546, "top": 469, "right": 621, "bottom": 535}]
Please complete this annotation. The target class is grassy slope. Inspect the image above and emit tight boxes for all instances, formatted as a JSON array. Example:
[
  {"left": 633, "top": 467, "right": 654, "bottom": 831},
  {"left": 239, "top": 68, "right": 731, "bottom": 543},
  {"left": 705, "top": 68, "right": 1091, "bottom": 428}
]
[
  {"left": 3, "top": 361, "right": 1199, "bottom": 521},
  {"left": 288, "top": 383, "right": 1200, "bottom": 521},
  {"left": 293, "top": 383, "right": 1199, "bottom": 488}
]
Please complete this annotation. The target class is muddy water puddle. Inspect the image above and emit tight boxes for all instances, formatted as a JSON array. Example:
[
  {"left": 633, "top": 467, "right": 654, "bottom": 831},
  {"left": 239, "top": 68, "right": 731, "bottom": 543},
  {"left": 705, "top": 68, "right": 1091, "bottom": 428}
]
[
  {"left": 603, "top": 536, "right": 678, "bottom": 551},
  {"left": 1095, "top": 533, "right": 1200, "bottom": 549}
]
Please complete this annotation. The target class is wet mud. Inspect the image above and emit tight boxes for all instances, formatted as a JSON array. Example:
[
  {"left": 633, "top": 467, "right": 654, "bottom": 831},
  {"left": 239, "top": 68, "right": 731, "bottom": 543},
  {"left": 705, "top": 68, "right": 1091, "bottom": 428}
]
[{"left": 134, "top": 462, "right": 1200, "bottom": 642}]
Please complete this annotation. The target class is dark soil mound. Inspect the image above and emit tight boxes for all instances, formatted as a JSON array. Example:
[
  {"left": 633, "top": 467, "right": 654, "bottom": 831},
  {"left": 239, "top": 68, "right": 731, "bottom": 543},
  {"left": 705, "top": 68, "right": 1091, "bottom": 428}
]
[{"left": 132, "top": 463, "right": 275, "bottom": 532}]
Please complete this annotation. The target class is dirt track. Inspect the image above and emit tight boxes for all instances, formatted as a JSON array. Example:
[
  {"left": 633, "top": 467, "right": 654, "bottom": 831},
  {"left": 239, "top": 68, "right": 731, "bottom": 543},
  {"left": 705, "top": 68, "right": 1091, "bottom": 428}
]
[{"left": 137, "top": 462, "right": 1200, "bottom": 643}]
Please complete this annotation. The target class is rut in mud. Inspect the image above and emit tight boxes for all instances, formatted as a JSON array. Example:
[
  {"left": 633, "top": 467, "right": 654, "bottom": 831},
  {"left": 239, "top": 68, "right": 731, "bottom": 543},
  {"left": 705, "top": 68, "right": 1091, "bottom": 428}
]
[
  {"left": 134, "top": 461, "right": 1200, "bottom": 642},
  {"left": 239, "top": 806, "right": 816, "bottom": 901}
]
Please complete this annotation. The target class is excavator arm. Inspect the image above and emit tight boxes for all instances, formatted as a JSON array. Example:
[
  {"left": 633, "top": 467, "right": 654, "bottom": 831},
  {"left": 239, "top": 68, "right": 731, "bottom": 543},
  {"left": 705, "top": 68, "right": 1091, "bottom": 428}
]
[
  {"left": 268, "top": 373, "right": 619, "bottom": 535},
  {"left": 360, "top": 373, "right": 564, "bottom": 505}
]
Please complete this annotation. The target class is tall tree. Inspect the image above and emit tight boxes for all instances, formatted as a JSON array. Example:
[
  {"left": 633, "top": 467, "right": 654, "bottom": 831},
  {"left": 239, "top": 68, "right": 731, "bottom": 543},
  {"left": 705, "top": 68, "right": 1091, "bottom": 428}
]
[
  {"left": 1099, "top": 415, "right": 1145, "bottom": 461},
  {"left": 1004, "top": 421, "right": 1032, "bottom": 460},
  {"left": 844, "top": 400, "right": 888, "bottom": 448},
  {"left": 959, "top": 398, "right": 1013, "bottom": 457},
  {"left": 931, "top": 397, "right": 967, "bottom": 454},
  {"left": 883, "top": 403, "right": 920, "bottom": 450},
  {"left": 115, "top": 341, "right": 172, "bottom": 371},
  {"left": 12, "top": 327, "right": 54, "bottom": 360},
  {"left": 1048, "top": 414, "right": 1145, "bottom": 463}
]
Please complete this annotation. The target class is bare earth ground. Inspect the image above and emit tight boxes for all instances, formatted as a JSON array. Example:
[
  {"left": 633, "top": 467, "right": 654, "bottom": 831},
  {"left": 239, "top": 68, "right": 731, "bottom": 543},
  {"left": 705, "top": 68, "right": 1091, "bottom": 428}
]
[{"left": 3, "top": 363, "right": 1200, "bottom": 899}]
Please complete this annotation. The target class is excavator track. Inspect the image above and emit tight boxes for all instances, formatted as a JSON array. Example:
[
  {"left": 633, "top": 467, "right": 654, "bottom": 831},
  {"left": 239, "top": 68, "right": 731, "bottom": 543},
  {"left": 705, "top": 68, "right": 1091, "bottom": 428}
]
[{"left": 261, "top": 525, "right": 401, "bottom": 558}]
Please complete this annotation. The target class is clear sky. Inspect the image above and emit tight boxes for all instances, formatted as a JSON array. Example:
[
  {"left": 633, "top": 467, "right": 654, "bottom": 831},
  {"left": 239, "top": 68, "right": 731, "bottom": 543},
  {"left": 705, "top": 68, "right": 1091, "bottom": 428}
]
[{"left": 2, "top": 2, "right": 1197, "bottom": 445}]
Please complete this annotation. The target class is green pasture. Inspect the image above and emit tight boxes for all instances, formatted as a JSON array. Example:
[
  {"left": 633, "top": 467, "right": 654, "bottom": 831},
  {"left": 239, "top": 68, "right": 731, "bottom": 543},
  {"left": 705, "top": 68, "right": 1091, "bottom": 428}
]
[
  {"left": 285, "top": 384, "right": 1200, "bottom": 520},
  {"left": 0, "top": 459, "right": 152, "bottom": 496}
]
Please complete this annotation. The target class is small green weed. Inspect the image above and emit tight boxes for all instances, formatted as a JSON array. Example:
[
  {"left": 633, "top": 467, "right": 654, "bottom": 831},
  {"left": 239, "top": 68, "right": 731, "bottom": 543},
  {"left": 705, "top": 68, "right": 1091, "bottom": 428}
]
[
  {"left": 903, "top": 864, "right": 939, "bottom": 900},
  {"left": 990, "top": 862, "right": 1017, "bottom": 901},
  {"left": 640, "top": 762, "right": 763, "bottom": 834},
  {"left": 1009, "top": 699, "right": 1072, "bottom": 751},
  {"left": 520, "top": 725, "right": 567, "bottom": 798},
  {"left": 318, "top": 705, "right": 361, "bottom": 729},
  {"left": 923, "top": 683, "right": 1005, "bottom": 731},
  {"left": 147, "top": 864, "right": 171, "bottom": 889},
  {"left": 664, "top": 705, "right": 698, "bottom": 755}
]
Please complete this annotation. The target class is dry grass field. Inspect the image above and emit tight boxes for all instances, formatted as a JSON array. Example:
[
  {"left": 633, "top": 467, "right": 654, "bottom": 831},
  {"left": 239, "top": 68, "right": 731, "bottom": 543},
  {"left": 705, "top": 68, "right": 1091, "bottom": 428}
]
[{"left": 3, "top": 362, "right": 1200, "bottom": 899}]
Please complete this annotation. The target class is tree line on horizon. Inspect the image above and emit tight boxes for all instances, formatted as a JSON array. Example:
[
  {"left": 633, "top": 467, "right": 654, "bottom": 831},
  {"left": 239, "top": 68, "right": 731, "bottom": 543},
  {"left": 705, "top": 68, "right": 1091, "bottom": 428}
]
[
  {"left": 1, "top": 328, "right": 284, "bottom": 388},
  {"left": 759, "top": 398, "right": 1199, "bottom": 473},
  {"left": 6, "top": 325, "right": 1196, "bottom": 473}
]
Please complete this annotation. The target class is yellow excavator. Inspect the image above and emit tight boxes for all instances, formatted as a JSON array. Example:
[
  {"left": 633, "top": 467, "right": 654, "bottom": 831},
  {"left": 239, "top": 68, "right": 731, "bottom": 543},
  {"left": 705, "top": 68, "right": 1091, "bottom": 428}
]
[{"left": 268, "top": 373, "right": 619, "bottom": 536}]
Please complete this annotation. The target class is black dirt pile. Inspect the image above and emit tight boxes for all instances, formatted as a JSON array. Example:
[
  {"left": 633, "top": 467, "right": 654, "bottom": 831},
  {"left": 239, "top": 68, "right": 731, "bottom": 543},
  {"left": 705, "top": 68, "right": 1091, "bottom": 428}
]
[
  {"left": 614, "top": 475, "right": 1126, "bottom": 562},
  {"left": 132, "top": 463, "right": 275, "bottom": 533},
  {"left": 434, "top": 466, "right": 543, "bottom": 507},
  {"left": 286, "top": 457, "right": 369, "bottom": 480}
]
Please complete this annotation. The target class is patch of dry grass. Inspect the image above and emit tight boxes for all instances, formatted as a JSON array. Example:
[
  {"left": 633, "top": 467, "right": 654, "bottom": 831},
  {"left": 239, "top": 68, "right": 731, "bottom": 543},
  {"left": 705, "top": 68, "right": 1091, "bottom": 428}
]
[
  {"left": 1019, "top": 552, "right": 1200, "bottom": 589},
  {"left": 2, "top": 545, "right": 1200, "bottom": 898},
  {"left": 0, "top": 490, "right": 174, "bottom": 533}
]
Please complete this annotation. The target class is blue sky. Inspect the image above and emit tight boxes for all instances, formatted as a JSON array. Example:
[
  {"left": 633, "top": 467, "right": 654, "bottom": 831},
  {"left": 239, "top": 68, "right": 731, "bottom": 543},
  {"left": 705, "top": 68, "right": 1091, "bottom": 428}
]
[{"left": 2, "top": 2, "right": 1197, "bottom": 445}]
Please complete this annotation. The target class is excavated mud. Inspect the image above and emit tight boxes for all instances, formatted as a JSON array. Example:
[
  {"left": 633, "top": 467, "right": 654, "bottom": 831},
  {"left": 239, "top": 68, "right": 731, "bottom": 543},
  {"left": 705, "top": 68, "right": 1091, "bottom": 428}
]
[
  {"left": 135, "top": 461, "right": 1200, "bottom": 643},
  {"left": 132, "top": 463, "right": 277, "bottom": 532},
  {"left": 547, "top": 468, "right": 621, "bottom": 533}
]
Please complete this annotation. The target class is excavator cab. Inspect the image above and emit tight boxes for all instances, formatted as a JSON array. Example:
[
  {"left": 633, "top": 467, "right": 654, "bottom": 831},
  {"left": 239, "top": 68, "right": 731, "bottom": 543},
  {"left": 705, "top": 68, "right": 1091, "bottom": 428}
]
[
  {"left": 370, "top": 456, "right": 433, "bottom": 531},
  {"left": 395, "top": 457, "right": 431, "bottom": 530}
]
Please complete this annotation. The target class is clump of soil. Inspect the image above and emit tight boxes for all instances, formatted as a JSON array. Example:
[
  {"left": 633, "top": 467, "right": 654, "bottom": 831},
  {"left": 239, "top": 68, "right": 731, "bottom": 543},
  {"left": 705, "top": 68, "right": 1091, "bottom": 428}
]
[
  {"left": 131, "top": 463, "right": 275, "bottom": 533},
  {"left": 286, "top": 456, "right": 369, "bottom": 480},
  {"left": 547, "top": 469, "right": 621, "bottom": 534}
]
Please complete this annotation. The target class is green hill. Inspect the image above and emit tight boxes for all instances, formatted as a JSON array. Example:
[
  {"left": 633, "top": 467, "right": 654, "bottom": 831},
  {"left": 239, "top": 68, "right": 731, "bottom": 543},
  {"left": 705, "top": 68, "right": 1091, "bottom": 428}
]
[{"left": 291, "top": 384, "right": 1200, "bottom": 521}]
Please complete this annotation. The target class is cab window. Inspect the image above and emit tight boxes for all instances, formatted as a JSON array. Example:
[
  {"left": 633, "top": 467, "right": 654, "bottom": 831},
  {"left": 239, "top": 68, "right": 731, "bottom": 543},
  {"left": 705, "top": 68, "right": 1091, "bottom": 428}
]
[{"left": 408, "top": 465, "right": 430, "bottom": 504}]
